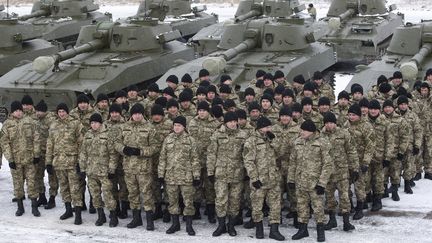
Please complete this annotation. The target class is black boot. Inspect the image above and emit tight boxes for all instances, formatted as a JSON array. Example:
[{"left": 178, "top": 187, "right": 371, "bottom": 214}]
[
  {"left": 413, "top": 172, "right": 422, "bottom": 181},
  {"left": 31, "top": 198, "right": 41, "bottom": 217},
  {"left": 193, "top": 202, "right": 201, "bottom": 220},
  {"left": 89, "top": 195, "right": 96, "bottom": 214},
  {"left": 127, "top": 209, "right": 143, "bottom": 228},
  {"left": 74, "top": 206, "right": 82, "bottom": 225},
  {"left": 146, "top": 211, "right": 155, "bottom": 231},
  {"left": 404, "top": 180, "right": 413, "bottom": 194},
  {"left": 109, "top": 210, "right": 118, "bottom": 227},
  {"left": 37, "top": 193, "right": 47, "bottom": 207},
  {"left": 45, "top": 196, "right": 56, "bottom": 209},
  {"left": 425, "top": 173, "right": 432, "bottom": 180},
  {"left": 15, "top": 199, "right": 25, "bottom": 216},
  {"left": 95, "top": 208, "right": 107, "bottom": 226},
  {"left": 153, "top": 203, "right": 163, "bottom": 220},
  {"left": 245, "top": 207, "right": 252, "bottom": 217},
  {"left": 166, "top": 214, "right": 180, "bottom": 234},
  {"left": 60, "top": 202, "right": 73, "bottom": 220},
  {"left": 371, "top": 194, "right": 382, "bottom": 212},
  {"left": 349, "top": 198, "right": 355, "bottom": 213},
  {"left": 185, "top": 216, "right": 196, "bottom": 236},
  {"left": 342, "top": 212, "right": 355, "bottom": 231},
  {"left": 234, "top": 209, "right": 243, "bottom": 226},
  {"left": 391, "top": 184, "right": 400, "bottom": 201},
  {"left": 81, "top": 193, "right": 87, "bottom": 211},
  {"left": 324, "top": 211, "right": 337, "bottom": 230},
  {"left": 269, "top": 224, "right": 285, "bottom": 241},
  {"left": 255, "top": 221, "right": 264, "bottom": 239},
  {"left": 353, "top": 201, "right": 364, "bottom": 220},
  {"left": 366, "top": 192, "right": 372, "bottom": 203},
  {"left": 383, "top": 184, "right": 389, "bottom": 198},
  {"left": 212, "top": 216, "right": 227, "bottom": 236},
  {"left": 227, "top": 216, "right": 237, "bottom": 236},
  {"left": 317, "top": 223, "right": 325, "bottom": 242},
  {"left": 410, "top": 179, "right": 416, "bottom": 187},
  {"left": 286, "top": 211, "right": 296, "bottom": 218},
  {"left": 162, "top": 208, "right": 171, "bottom": 223},
  {"left": 207, "top": 204, "right": 216, "bottom": 224},
  {"left": 292, "top": 223, "right": 309, "bottom": 240},
  {"left": 118, "top": 200, "right": 128, "bottom": 219},
  {"left": 293, "top": 212, "right": 300, "bottom": 229},
  {"left": 243, "top": 217, "right": 255, "bottom": 229}
]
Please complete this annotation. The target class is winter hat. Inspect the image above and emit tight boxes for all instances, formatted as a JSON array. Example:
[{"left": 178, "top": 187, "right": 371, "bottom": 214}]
[
  {"left": 383, "top": 99, "right": 394, "bottom": 108},
  {"left": 338, "top": 90, "right": 350, "bottom": 100},
  {"left": 77, "top": 93, "right": 90, "bottom": 104},
  {"left": 323, "top": 112, "right": 337, "bottom": 124},
  {"left": 261, "top": 94, "right": 274, "bottom": 106},
  {"left": 166, "top": 75, "right": 179, "bottom": 84},
  {"left": 115, "top": 90, "right": 127, "bottom": 100},
  {"left": 368, "top": 99, "right": 381, "bottom": 110},
  {"left": 56, "top": 103, "right": 69, "bottom": 114},
  {"left": 211, "top": 105, "right": 224, "bottom": 119},
  {"left": 377, "top": 75, "right": 388, "bottom": 86},
  {"left": 274, "top": 85, "right": 285, "bottom": 95},
  {"left": 244, "top": 87, "right": 256, "bottom": 97},
  {"left": 274, "top": 70, "right": 284, "bottom": 79},
  {"left": 318, "top": 97, "right": 331, "bottom": 106},
  {"left": 223, "top": 99, "right": 236, "bottom": 110},
  {"left": 10, "top": 101, "right": 23, "bottom": 113},
  {"left": 21, "top": 95, "right": 34, "bottom": 106},
  {"left": 219, "top": 84, "right": 232, "bottom": 94},
  {"left": 150, "top": 104, "right": 164, "bottom": 116},
  {"left": 393, "top": 71, "right": 403, "bottom": 79},
  {"left": 301, "top": 97, "right": 313, "bottom": 107},
  {"left": 96, "top": 93, "right": 109, "bottom": 103},
  {"left": 173, "top": 115, "right": 187, "bottom": 127},
  {"left": 35, "top": 100, "right": 48, "bottom": 112},
  {"left": 147, "top": 83, "right": 160, "bottom": 93},
  {"left": 292, "top": 103, "right": 302, "bottom": 113},
  {"left": 163, "top": 87, "right": 176, "bottom": 98},
  {"left": 248, "top": 101, "right": 261, "bottom": 113},
  {"left": 351, "top": 84, "right": 363, "bottom": 95},
  {"left": 256, "top": 69, "right": 266, "bottom": 78},
  {"left": 199, "top": 69, "right": 210, "bottom": 78},
  {"left": 109, "top": 103, "right": 122, "bottom": 114},
  {"left": 313, "top": 71, "right": 323, "bottom": 80},
  {"left": 282, "top": 89, "right": 295, "bottom": 99},
  {"left": 179, "top": 91, "right": 193, "bottom": 102},
  {"left": 197, "top": 101, "right": 210, "bottom": 112},
  {"left": 224, "top": 111, "right": 238, "bottom": 123},
  {"left": 256, "top": 116, "right": 272, "bottom": 129},
  {"left": 293, "top": 74, "right": 305, "bottom": 84},
  {"left": 263, "top": 73, "right": 273, "bottom": 81},
  {"left": 279, "top": 106, "right": 292, "bottom": 117},
  {"left": 348, "top": 103, "right": 361, "bottom": 117},
  {"left": 130, "top": 103, "right": 145, "bottom": 115},
  {"left": 127, "top": 84, "right": 139, "bottom": 92},
  {"left": 196, "top": 86, "right": 208, "bottom": 96},
  {"left": 300, "top": 119, "right": 317, "bottom": 132},
  {"left": 220, "top": 74, "right": 232, "bottom": 84},
  {"left": 359, "top": 98, "right": 369, "bottom": 108},
  {"left": 154, "top": 96, "right": 167, "bottom": 108},
  {"left": 236, "top": 109, "right": 247, "bottom": 119},
  {"left": 89, "top": 113, "right": 103, "bottom": 124},
  {"left": 166, "top": 99, "right": 179, "bottom": 109},
  {"left": 397, "top": 95, "right": 409, "bottom": 105},
  {"left": 303, "top": 82, "right": 316, "bottom": 92},
  {"left": 181, "top": 73, "right": 193, "bottom": 83},
  {"left": 379, "top": 82, "right": 392, "bottom": 94}
]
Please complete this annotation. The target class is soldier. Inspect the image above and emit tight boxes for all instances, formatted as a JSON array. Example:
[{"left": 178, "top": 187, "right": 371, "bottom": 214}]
[
  {"left": 297, "top": 82, "right": 319, "bottom": 107},
  {"left": 282, "top": 89, "right": 296, "bottom": 108},
  {"left": 195, "top": 86, "right": 208, "bottom": 105},
  {"left": 261, "top": 94, "right": 279, "bottom": 124},
  {"left": 94, "top": 93, "right": 110, "bottom": 121},
  {"left": 223, "top": 99, "right": 237, "bottom": 113},
  {"left": 350, "top": 84, "right": 364, "bottom": 104},
  {"left": 178, "top": 73, "right": 197, "bottom": 95},
  {"left": 114, "top": 103, "right": 158, "bottom": 230},
  {"left": 79, "top": 113, "right": 118, "bottom": 227},
  {"left": 292, "top": 103, "right": 303, "bottom": 124},
  {"left": 301, "top": 97, "right": 323, "bottom": 129},
  {"left": 318, "top": 97, "right": 331, "bottom": 114},
  {"left": 46, "top": 103, "right": 84, "bottom": 224},
  {"left": 243, "top": 116, "right": 285, "bottom": 241},
  {"left": 158, "top": 116, "right": 201, "bottom": 236},
  {"left": 359, "top": 98, "right": 369, "bottom": 118},
  {"left": 195, "top": 69, "right": 210, "bottom": 85},
  {"left": 333, "top": 91, "right": 351, "bottom": 126},
  {"left": 416, "top": 82, "right": 432, "bottom": 180},
  {"left": 292, "top": 75, "right": 305, "bottom": 96},
  {"left": 289, "top": 119, "right": 333, "bottom": 242},
  {"left": 127, "top": 84, "right": 145, "bottom": 108},
  {"left": 1, "top": 101, "right": 41, "bottom": 217},
  {"left": 313, "top": 71, "right": 335, "bottom": 104},
  {"left": 166, "top": 99, "right": 180, "bottom": 121},
  {"left": 248, "top": 69, "right": 266, "bottom": 88},
  {"left": 144, "top": 83, "right": 161, "bottom": 118},
  {"left": 390, "top": 71, "right": 410, "bottom": 91},
  {"left": 247, "top": 101, "right": 261, "bottom": 127},
  {"left": 237, "top": 109, "right": 254, "bottom": 134},
  {"left": 321, "top": 112, "right": 358, "bottom": 232},
  {"left": 307, "top": 3, "right": 317, "bottom": 20},
  {"left": 113, "top": 90, "right": 130, "bottom": 118},
  {"left": 367, "top": 75, "right": 388, "bottom": 99},
  {"left": 21, "top": 95, "right": 36, "bottom": 117},
  {"left": 273, "top": 70, "right": 291, "bottom": 89},
  {"left": 189, "top": 101, "right": 221, "bottom": 223},
  {"left": 207, "top": 85, "right": 218, "bottom": 103},
  {"left": 166, "top": 75, "right": 180, "bottom": 96},
  {"left": 179, "top": 91, "right": 197, "bottom": 122},
  {"left": 207, "top": 112, "right": 247, "bottom": 237}
]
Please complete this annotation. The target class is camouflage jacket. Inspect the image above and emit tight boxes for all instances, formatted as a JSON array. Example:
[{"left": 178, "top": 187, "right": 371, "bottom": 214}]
[
  {"left": 345, "top": 119, "right": 375, "bottom": 167},
  {"left": 179, "top": 103, "right": 197, "bottom": 123},
  {"left": 384, "top": 112, "right": 410, "bottom": 157},
  {"left": 188, "top": 115, "right": 220, "bottom": 162},
  {"left": 261, "top": 107, "right": 279, "bottom": 125},
  {"left": 105, "top": 117, "right": 125, "bottom": 169},
  {"left": 239, "top": 121, "right": 255, "bottom": 135},
  {"left": 333, "top": 104, "right": 350, "bottom": 127},
  {"left": 93, "top": 106, "right": 109, "bottom": 121},
  {"left": 302, "top": 110, "right": 323, "bottom": 130},
  {"left": 69, "top": 106, "right": 94, "bottom": 131},
  {"left": 415, "top": 95, "right": 432, "bottom": 135},
  {"left": 368, "top": 114, "right": 393, "bottom": 162},
  {"left": 396, "top": 108, "right": 423, "bottom": 150},
  {"left": 34, "top": 112, "right": 56, "bottom": 153},
  {"left": 272, "top": 121, "right": 300, "bottom": 176},
  {"left": 318, "top": 83, "right": 335, "bottom": 104}
]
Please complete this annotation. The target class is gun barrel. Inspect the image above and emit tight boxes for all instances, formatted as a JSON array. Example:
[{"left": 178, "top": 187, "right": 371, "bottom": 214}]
[
  {"left": 400, "top": 43, "right": 432, "bottom": 79},
  {"left": 234, "top": 9, "right": 261, "bottom": 23},
  {"left": 221, "top": 38, "right": 257, "bottom": 61},
  {"left": 338, "top": 8, "right": 355, "bottom": 21},
  {"left": 18, "top": 9, "right": 49, "bottom": 21}
]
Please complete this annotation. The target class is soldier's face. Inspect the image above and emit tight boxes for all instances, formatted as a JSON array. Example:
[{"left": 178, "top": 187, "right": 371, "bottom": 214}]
[
  {"left": 115, "top": 97, "right": 127, "bottom": 104},
  {"left": 398, "top": 103, "right": 408, "bottom": 111},
  {"left": 319, "top": 105, "right": 330, "bottom": 113},
  {"left": 325, "top": 122, "right": 336, "bottom": 131},
  {"left": 78, "top": 102, "right": 89, "bottom": 111},
  {"left": 227, "top": 107, "right": 236, "bottom": 112},
  {"left": 427, "top": 75, "right": 432, "bottom": 81},
  {"left": 250, "top": 110, "right": 260, "bottom": 119},
  {"left": 222, "top": 79, "right": 232, "bottom": 86},
  {"left": 259, "top": 126, "right": 271, "bottom": 134},
  {"left": 225, "top": 120, "right": 237, "bottom": 130},
  {"left": 238, "top": 118, "right": 247, "bottom": 126},
  {"left": 197, "top": 94, "right": 206, "bottom": 101},
  {"left": 369, "top": 108, "right": 380, "bottom": 117},
  {"left": 128, "top": 90, "right": 138, "bottom": 99},
  {"left": 421, "top": 87, "right": 430, "bottom": 96},
  {"left": 110, "top": 111, "right": 120, "bottom": 120},
  {"left": 293, "top": 111, "right": 301, "bottom": 119},
  {"left": 275, "top": 78, "right": 285, "bottom": 84},
  {"left": 314, "top": 79, "right": 323, "bottom": 86},
  {"left": 348, "top": 113, "right": 360, "bottom": 122},
  {"left": 283, "top": 96, "right": 293, "bottom": 104},
  {"left": 293, "top": 82, "right": 302, "bottom": 89},
  {"left": 300, "top": 129, "right": 313, "bottom": 139},
  {"left": 98, "top": 100, "right": 109, "bottom": 109},
  {"left": 383, "top": 106, "right": 394, "bottom": 115},
  {"left": 207, "top": 92, "right": 216, "bottom": 100},
  {"left": 303, "top": 104, "right": 312, "bottom": 113},
  {"left": 168, "top": 106, "right": 178, "bottom": 115},
  {"left": 132, "top": 113, "right": 143, "bottom": 122},
  {"left": 261, "top": 100, "right": 271, "bottom": 109},
  {"left": 264, "top": 79, "right": 273, "bottom": 87},
  {"left": 353, "top": 92, "right": 363, "bottom": 100},
  {"left": 245, "top": 95, "right": 255, "bottom": 103},
  {"left": 167, "top": 82, "right": 177, "bottom": 89},
  {"left": 58, "top": 110, "right": 68, "bottom": 119},
  {"left": 274, "top": 94, "right": 282, "bottom": 103},
  {"left": 220, "top": 93, "right": 228, "bottom": 99},
  {"left": 181, "top": 101, "right": 191, "bottom": 109},
  {"left": 152, "top": 114, "right": 163, "bottom": 123},
  {"left": 148, "top": 91, "right": 158, "bottom": 98},
  {"left": 12, "top": 109, "right": 23, "bottom": 119},
  {"left": 303, "top": 90, "right": 313, "bottom": 97},
  {"left": 182, "top": 82, "right": 192, "bottom": 88},
  {"left": 22, "top": 104, "right": 33, "bottom": 112},
  {"left": 173, "top": 123, "right": 184, "bottom": 133},
  {"left": 392, "top": 78, "right": 402, "bottom": 86},
  {"left": 198, "top": 109, "right": 209, "bottom": 119},
  {"left": 280, "top": 115, "right": 291, "bottom": 125},
  {"left": 338, "top": 98, "right": 349, "bottom": 106},
  {"left": 201, "top": 76, "right": 209, "bottom": 81},
  {"left": 36, "top": 111, "right": 46, "bottom": 118},
  {"left": 361, "top": 107, "right": 368, "bottom": 116},
  {"left": 91, "top": 121, "right": 101, "bottom": 130}
]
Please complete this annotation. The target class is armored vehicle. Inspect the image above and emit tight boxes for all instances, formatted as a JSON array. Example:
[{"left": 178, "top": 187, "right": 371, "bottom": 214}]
[
  {"left": 346, "top": 21, "right": 432, "bottom": 92},
  {"left": 318, "top": 0, "right": 404, "bottom": 64},
  {"left": 0, "top": 19, "right": 195, "bottom": 119}
]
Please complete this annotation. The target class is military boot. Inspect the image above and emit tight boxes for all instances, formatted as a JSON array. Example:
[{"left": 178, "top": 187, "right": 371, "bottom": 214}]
[
  {"left": 292, "top": 223, "right": 309, "bottom": 240},
  {"left": 12, "top": 196, "right": 25, "bottom": 203},
  {"left": 245, "top": 207, "right": 252, "bottom": 217},
  {"left": 227, "top": 216, "right": 237, "bottom": 236},
  {"left": 89, "top": 195, "right": 96, "bottom": 214},
  {"left": 391, "top": 184, "right": 400, "bottom": 201},
  {"left": 15, "top": 199, "right": 25, "bottom": 216},
  {"left": 60, "top": 202, "right": 73, "bottom": 220},
  {"left": 371, "top": 194, "right": 382, "bottom": 212},
  {"left": 353, "top": 201, "right": 364, "bottom": 220},
  {"left": 153, "top": 203, "right": 163, "bottom": 220},
  {"left": 269, "top": 224, "right": 285, "bottom": 241},
  {"left": 410, "top": 179, "right": 416, "bottom": 187},
  {"left": 234, "top": 209, "right": 243, "bottom": 226},
  {"left": 243, "top": 218, "right": 255, "bottom": 229},
  {"left": 185, "top": 216, "right": 196, "bottom": 236},
  {"left": 424, "top": 173, "right": 432, "bottom": 180},
  {"left": 286, "top": 211, "right": 296, "bottom": 218},
  {"left": 45, "top": 196, "right": 56, "bottom": 209},
  {"left": 293, "top": 212, "right": 300, "bottom": 229},
  {"left": 413, "top": 172, "right": 422, "bottom": 181},
  {"left": 342, "top": 213, "right": 355, "bottom": 231},
  {"left": 109, "top": 210, "right": 119, "bottom": 227},
  {"left": 317, "top": 223, "right": 325, "bottom": 242},
  {"left": 162, "top": 208, "right": 171, "bottom": 223},
  {"left": 383, "top": 184, "right": 389, "bottom": 198},
  {"left": 127, "top": 209, "right": 143, "bottom": 228},
  {"left": 193, "top": 202, "right": 201, "bottom": 220},
  {"left": 95, "top": 208, "right": 107, "bottom": 226},
  {"left": 74, "top": 206, "right": 82, "bottom": 225},
  {"left": 404, "top": 180, "right": 413, "bottom": 194},
  {"left": 324, "top": 211, "right": 337, "bottom": 230},
  {"left": 212, "top": 216, "right": 227, "bottom": 236},
  {"left": 37, "top": 193, "right": 48, "bottom": 207},
  {"left": 118, "top": 200, "right": 128, "bottom": 219},
  {"left": 207, "top": 204, "right": 216, "bottom": 223},
  {"left": 81, "top": 193, "right": 87, "bottom": 211},
  {"left": 349, "top": 198, "right": 355, "bottom": 213},
  {"left": 255, "top": 221, "right": 264, "bottom": 239},
  {"left": 146, "top": 211, "right": 154, "bottom": 231},
  {"left": 366, "top": 192, "right": 372, "bottom": 203},
  {"left": 31, "top": 198, "right": 41, "bottom": 217},
  {"left": 166, "top": 214, "right": 180, "bottom": 234}
]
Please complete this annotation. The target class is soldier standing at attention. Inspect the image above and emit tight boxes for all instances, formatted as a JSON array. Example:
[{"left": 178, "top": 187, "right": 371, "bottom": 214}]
[
  {"left": 158, "top": 116, "right": 201, "bottom": 236},
  {"left": 1, "top": 101, "right": 41, "bottom": 217}
]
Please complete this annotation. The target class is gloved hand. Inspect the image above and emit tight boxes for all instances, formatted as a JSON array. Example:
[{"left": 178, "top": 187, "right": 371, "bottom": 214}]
[
  {"left": 33, "top": 157, "right": 40, "bottom": 165},
  {"left": 412, "top": 146, "right": 420, "bottom": 155},
  {"left": 75, "top": 163, "right": 81, "bottom": 174},
  {"left": 243, "top": 175, "right": 250, "bottom": 181},
  {"left": 108, "top": 173, "right": 116, "bottom": 180},
  {"left": 79, "top": 172, "right": 86, "bottom": 179},
  {"left": 397, "top": 153, "right": 405, "bottom": 161},
  {"left": 46, "top": 165, "right": 54, "bottom": 175},
  {"left": 9, "top": 162, "right": 16, "bottom": 170},
  {"left": 350, "top": 171, "right": 359, "bottom": 182},
  {"left": 208, "top": 175, "right": 215, "bottom": 183},
  {"left": 193, "top": 179, "right": 201, "bottom": 187},
  {"left": 361, "top": 165, "right": 368, "bottom": 173},
  {"left": 252, "top": 180, "right": 263, "bottom": 189},
  {"left": 158, "top": 177, "right": 165, "bottom": 184},
  {"left": 382, "top": 160, "right": 391, "bottom": 168},
  {"left": 266, "top": 131, "right": 275, "bottom": 141},
  {"left": 315, "top": 185, "right": 325, "bottom": 195},
  {"left": 123, "top": 146, "right": 141, "bottom": 156},
  {"left": 287, "top": 182, "right": 295, "bottom": 190}
]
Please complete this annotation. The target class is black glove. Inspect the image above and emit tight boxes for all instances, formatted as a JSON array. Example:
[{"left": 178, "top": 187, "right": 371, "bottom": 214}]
[
  {"left": 361, "top": 165, "right": 368, "bottom": 173},
  {"left": 193, "top": 179, "right": 201, "bottom": 187},
  {"left": 252, "top": 180, "right": 263, "bottom": 189},
  {"left": 208, "top": 175, "right": 215, "bottom": 183},
  {"left": 46, "top": 165, "right": 54, "bottom": 175},
  {"left": 350, "top": 171, "right": 359, "bottom": 182},
  {"left": 79, "top": 172, "right": 86, "bottom": 179},
  {"left": 9, "top": 162, "right": 16, "bottom": 170},
  {"left": 243, "top": 175, "right": 250, "bottom": 181},
  {"left": 266, "top": 131, "right": 275, "bottom": 141},
  {"left": 382, "top": 160, "right": 391, "bottom": 168},
  {"left": 397, "top": 153, "right": 405, "bottom": 161},
  {"left": 315, "top": 185, "right": 325, "bottom": 195},
  {"left": 75, "top": 163, "right": 81, "bottom": 174},
  {"left": 108, "top": 173, "right": 116, "bottom": 180},
  {"left": 123, "top": 146, "right": 140, "bottom": 156},
  {"left": 413, "top": 146, "right": 420, "bottom": 155},
  {"left": 158, "top": 177, "right": 165, "bottom": 184},
  {"left": 287, "top": 182, "right": 295, "bottom": 190},
  {"left": 33, "top": 157, "right": 40, "bottom": 165}
]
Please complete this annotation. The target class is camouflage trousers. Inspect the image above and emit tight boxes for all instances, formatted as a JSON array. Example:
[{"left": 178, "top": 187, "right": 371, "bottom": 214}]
[
  {"left": 35, "top": 156, "right": 59, "bottom": 197},
  {"left": 384, "top": 154, "right": 414, "bottom": 185},
  {"left": 88, "top": 175, "right": 117, "bottom": 210},
  {"left": 325, "top": 178, "right": 350, "bottom": 214},
  {"left": 365, "top": 160, "right": 384, "bottom": 195},
  {"left": 250, "top": 185, "right": 281, "bottom": 224},
  {"left": 194, "top": 168, "right": 215, "bottom": 204},
  {"left": 242, "top": 178, "right": 251, "bottom": 210},
  {"left": 111, "top": 167, "right": 128, "bottom": 202},
  {"left": 57, "top": 169, "right": 83, "bottom": 207},
  {"left": 11, "top": 163, "right": 38, "bottom": 199},
  {"left": 297, "top": 189, "right": 325, "bottom": 224},
  {"left": 423, "top": 135, "right": 432, "bottom": 174},
  {"left": 280, "top": 175, "right": 296, "bottom": 212},
  {"left": 351, "top": 169, "right": 367, "bottom": 202},
  {"left": 215, "top": 180, "right": 243, "bottom": 217},
  {"left": 151, "top": 158, "right": 168, "bottom": 205},
  {"left": 125, "top": 173, "right": 154, "bottom": 211},
  {"left": 166, "top": 184, "right": 195, "bottom": 216}
]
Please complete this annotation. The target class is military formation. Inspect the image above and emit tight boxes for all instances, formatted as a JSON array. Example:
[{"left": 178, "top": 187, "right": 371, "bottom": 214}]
[{"left": 1, "top": 67, "right": 432, "bottom": 242}]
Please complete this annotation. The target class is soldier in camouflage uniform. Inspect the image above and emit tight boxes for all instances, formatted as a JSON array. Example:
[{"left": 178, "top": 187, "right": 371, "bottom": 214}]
[
  {"left": 261, "top": 94, "right": 279, "bottom": 124},
  {"left": 207, "top": 112, "right": 247, "bottom": 237},
  {"left": 188, "top": 101, "right": 221, "bottom": 223},
  {"left": 1, "top": 101, "right": 41, "bottom": 217},
  {"left": 179, "top": 91, "right": 197, "bottom": 122},
  {"left": 158, "top": 116, "right": 201, "bottom": 236},
  {"left": 321, "top": 112, "right": 358, "bottom": 232},
  {"left": 127, "top": 84, "right": 145, "bottom": 109},
  {"left": 93, "top": 93, "right": 110, "bottom": 121},
  {"left": 243, "top": 116, "right": 285, "bottom": 241},
  {"left": 415, "top": 82, "right": 432, "bottom": 180},
  {"left": 79, "top": 113, "right": 118, "bottom": 227},
  {"left": 166, "top": 99, "right": 180, "bottom": 122},
  {"left": 114, "top": 103, "right": 158, "bottom": 230},
  {"left": 313, "top": 71, "right": 335, "bottom": 105},
  {"left": 21, "top": 95, "right": 36, "bottom": 118},
  {"left": 301, "top": 97, "right": 323, "bottom": 129},
  {"left": 46, "top": 103, "right": 84, "bottom": 225},
  {"left": 144, "top": 83, "right": 161, "bottom": 118},
  {"left": 333, "top": 91, "right": 351, "bottom": 127},
  {"left": 289, "top": 119, "right": 333, "bottom": 242},
  {"left": 247, "top": 101, "right": 262, "bottom": 128}
]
